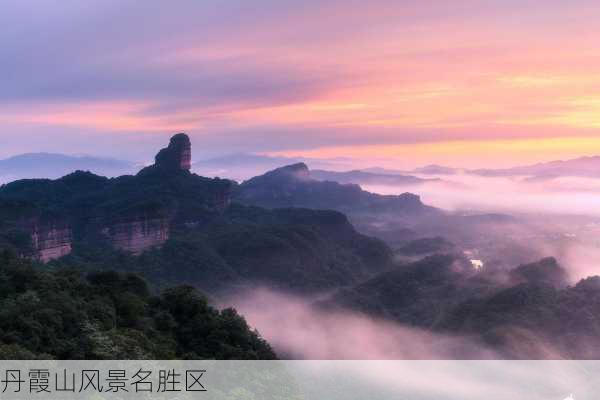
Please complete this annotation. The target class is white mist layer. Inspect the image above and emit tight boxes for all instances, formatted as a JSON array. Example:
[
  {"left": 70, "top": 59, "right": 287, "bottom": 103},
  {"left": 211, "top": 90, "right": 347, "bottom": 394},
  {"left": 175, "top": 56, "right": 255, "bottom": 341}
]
[
  {"left": 223, "top": 288, "right": 500, "bottom": 359},
  {"left": 363, "top": 174, "right": 600, "bottom": 282},
  {"left": 363, "top": 174, "right": 600, "bottom": 216}
]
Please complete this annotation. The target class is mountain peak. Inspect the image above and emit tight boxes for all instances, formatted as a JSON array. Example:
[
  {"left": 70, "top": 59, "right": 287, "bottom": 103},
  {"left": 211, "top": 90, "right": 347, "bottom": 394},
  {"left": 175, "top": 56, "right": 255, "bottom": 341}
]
[
  {"left": 154, "top": 133, "right": 191, "bottom": 171},
  {"left": 268, "top": 162, "right": 310, "bottom": 180}
]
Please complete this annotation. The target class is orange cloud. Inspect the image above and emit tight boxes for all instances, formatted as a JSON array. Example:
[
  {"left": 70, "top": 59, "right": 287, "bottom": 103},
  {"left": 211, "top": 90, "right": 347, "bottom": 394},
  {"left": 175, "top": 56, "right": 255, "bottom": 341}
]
[
  {"left": 3, "top": 0, "right": 600, "bottom": 166},
  {"left": 269, "top": 137, "right": 600, "bottom": 169},
  {"left": 0, "top": 101, "right": 200, "bottom": 132}
]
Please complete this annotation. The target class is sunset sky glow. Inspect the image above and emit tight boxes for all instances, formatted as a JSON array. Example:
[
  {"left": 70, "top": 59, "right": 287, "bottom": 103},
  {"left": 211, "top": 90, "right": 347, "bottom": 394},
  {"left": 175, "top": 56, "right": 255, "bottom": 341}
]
[{"left": 2, "top": 0, "right": 600, "bottom": 167}]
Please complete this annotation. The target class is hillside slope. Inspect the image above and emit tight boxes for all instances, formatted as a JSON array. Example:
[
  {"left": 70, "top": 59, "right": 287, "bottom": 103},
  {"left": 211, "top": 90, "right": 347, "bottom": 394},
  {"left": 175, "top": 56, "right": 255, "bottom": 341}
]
[
  {"left": 235, "top": 163, "right": 438, "bottom": 216},
  {"left": 0, "top": 251, "right": 275, "bottom": 359},
  {"left": 0, "top": 134, "right": 393, "bottom": 295}
]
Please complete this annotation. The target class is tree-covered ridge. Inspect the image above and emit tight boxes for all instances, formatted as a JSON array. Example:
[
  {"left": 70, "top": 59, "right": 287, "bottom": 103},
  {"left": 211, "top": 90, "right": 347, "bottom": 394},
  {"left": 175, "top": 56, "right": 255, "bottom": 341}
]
[
  {"left": 234, "top": 162, "right": 437, "bottom": 216},
  {"left": 327, "top": 255, "right": 600, "bottom": 358},
  {"left": 0, "top": 251, "right": 275, "bottom": 360},
  {"left": 53, "top": 203, "right": 393, "bottom": 295},
  {"left": 0, "top": 167, "right": 232, "bottom": 224},
  {"left": 0, "top": 162, "right": 393, "bottom": 294}
]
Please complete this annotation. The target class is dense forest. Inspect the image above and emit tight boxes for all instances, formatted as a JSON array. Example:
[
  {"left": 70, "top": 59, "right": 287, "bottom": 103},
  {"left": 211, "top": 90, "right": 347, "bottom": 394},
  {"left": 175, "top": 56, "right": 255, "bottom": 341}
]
[
  {"left": 51, "top": 203, "right": 392, "bottom": 295},
  {"left": 328, "top": 254, "right": 600, "bottom": 358},
  {"left": 0, "top": 249, "right": 275, "bottom": 359}
]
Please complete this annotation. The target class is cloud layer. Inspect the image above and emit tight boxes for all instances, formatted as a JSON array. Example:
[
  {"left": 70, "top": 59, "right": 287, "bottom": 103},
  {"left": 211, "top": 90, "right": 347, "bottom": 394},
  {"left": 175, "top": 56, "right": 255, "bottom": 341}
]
[{"left": 2, "top": 0, "right": 600, "bottom": 165}]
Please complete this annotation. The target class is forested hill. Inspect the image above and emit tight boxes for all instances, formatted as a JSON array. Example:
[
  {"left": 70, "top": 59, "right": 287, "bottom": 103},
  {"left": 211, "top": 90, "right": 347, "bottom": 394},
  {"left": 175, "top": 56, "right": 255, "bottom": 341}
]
[
  {"left": 235, "top": 162, "right": 438, "bottom": 216},
  {"left": 0, "top": 133, "right": 396, "bottom": 359},
  {"left": 0, "top": 133, "right": 393, "bottom": 295},
  {"left": 0, "top": 250, "right": 275, "bottom": 359}
]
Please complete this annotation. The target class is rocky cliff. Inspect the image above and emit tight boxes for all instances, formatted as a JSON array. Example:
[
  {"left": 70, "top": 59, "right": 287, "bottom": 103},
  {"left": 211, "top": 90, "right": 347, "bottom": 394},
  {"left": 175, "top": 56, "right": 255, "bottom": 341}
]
[
  {"left": 32, "top": 224, "right": 72, "bottom": 262},
  {"left": 104, "top": 218, "right": 169, "bottom": 255},
  {"left": 19, "top": 220, "right": 72, "bottom": 262},
  {"left": 0, "top": 133, "right": 234, "bottom": 260}
]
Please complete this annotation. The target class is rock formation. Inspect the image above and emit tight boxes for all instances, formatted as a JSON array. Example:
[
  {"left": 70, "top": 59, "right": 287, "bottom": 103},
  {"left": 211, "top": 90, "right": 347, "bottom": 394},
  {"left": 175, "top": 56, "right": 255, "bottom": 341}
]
[
  {"left": 29, "top": 222, "right": 72, "bottom": 262},
  {"left": 154, "top": 133, "right": 191, "bottom": 171},
  {"left": 0, "top": 132, "right": 234, "bottom": 261},
  {"left": 105, "top": 218, "right": 169, "bottom": 255}
]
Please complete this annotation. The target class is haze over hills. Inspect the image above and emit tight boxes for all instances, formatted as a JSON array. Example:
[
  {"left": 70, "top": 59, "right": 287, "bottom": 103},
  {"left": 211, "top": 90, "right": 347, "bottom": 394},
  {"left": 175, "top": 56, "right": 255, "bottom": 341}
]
[
  {"left": 193, "top": 152, "right": 451, "bottom": 186},
  {"left": 6, "top": 150, "right": 599, "bottom": 193},
  {"left": 398, "top": 156, "right": 600, "bottom": 180},
  {"left": 310, "top": 169, "right": 437, "bottom": 187},
  {"left": 411, "top": 164, "right": 461, "bottom": 175},
  {"left": 470, "top": 155, "right": 600, "bottom": 179},
  {"left": 0, "top": 153, "right": 137, "bottom": 182},
  {"left": 226, "top": 162, "right": 545, "bottom": 274},
  {"left": 5, "top": 134, "right": 600, "bottom": 358},
  {"left": 321, "top": 255, "right": 600, "bottom": 358},
  {"left": 235, "top": 162, "right": 438, "bottom": 217},
  {"left": 193, "top": 153, "right": 353, "bottom": 181}
]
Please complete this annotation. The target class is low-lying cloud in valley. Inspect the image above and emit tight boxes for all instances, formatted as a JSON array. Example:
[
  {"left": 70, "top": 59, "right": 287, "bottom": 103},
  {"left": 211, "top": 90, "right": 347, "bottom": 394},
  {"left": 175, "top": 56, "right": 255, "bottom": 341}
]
[
  {"left": 223, "top": 288, "right": 495, "bottom": 359},
  {"left": 364, "top": 173, "right": 600, "bottom": 216},
  {"left": 365, "top": 177, "right": 600, "bottom": 281}
]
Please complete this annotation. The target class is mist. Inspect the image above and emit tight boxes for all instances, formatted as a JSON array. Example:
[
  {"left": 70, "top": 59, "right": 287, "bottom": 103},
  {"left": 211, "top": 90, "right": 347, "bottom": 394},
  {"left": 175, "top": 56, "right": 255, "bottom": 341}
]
[
  {"left": 221, "top": 288, "right": 571, "bottom": 360},
  {"left": 364, "top": 173, "right": 600, "bottom": 216},
  {"left": 358, "top": 172, "right": 600, "bottom": 282}
]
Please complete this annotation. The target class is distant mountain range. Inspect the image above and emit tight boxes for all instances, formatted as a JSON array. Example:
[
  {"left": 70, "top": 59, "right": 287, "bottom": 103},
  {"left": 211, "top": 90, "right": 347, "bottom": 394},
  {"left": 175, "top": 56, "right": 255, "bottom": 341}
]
[
  {"left": 310, "top": 169, "right": 437, "bottom": 186},
  {"left": 470, "top": 156, "right": 600, "bottom": 179},
  {"left": 194, "top": 153, "right": 443, "bottom": 187},
  {"left": 0, "top": 153, "right": 137, "bottom": 181},
  {"left": 193, "top": 153, "right": 353, "bottom": 181},
  {"left": 361, "top": 165, "right": 461, "bottom": 176},
  {"left": 406, "top": 156, "right": 600, "bottom": 180},
  {"left": 234, "top": 163, "right": 438, "bottom": 216},
  {"left": 4, "top": 151, "right": 600, "bottom": 188}
]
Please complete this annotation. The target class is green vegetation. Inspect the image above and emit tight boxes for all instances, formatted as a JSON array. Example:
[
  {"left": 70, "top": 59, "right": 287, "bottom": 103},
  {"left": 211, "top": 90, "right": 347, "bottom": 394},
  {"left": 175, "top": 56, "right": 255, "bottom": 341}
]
[
  {"left": 235, "top": 163, "right": 436, "bottom": 215},
  {"left": 328, "top": 255, "right": 600, "bottom": 358},
  {"left": 0, "top": 135, "right": 397, "bottom": 360},
  {"left": 0, "top": 168, "right": 392, "bottom": 294},
  {"left": 328, "top": 254, "right": 494, "bottom": 327},
  {"left": 396, "top": 236, "right": 455, "bottom": 256},
  {"left": 0, "top": 168, "right": 232, "bottom": 227},
  {"left": 439, "top": 274, "right": 600, "bottom": 357},
  {"left": 0, "top": 250, "right": 275, "bottom": 360},
  {"left": 53, "top": 203, "right": 392, "bottom": 295}
]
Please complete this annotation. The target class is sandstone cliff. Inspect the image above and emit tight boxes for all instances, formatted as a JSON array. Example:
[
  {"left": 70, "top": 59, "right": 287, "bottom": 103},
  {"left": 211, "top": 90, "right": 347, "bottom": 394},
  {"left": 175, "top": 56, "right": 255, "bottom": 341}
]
[
  {"left": 0, "top": 133, "right": 234, "bottom": 260},
  {"left": 104, "top": 218, "right": 169, "bottom": 255},
  {"left": 29, "top": 222, "right": 72, "bottom": 262}
]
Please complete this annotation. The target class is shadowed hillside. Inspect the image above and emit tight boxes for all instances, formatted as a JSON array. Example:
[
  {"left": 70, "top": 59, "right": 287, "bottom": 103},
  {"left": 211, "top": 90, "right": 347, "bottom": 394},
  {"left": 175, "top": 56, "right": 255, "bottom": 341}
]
[
  {"left": 235, "top": 163, "right": 438, "bottom": 216},
  {"left": 0, "top": 134, "right": 393, "bottom": 295}
]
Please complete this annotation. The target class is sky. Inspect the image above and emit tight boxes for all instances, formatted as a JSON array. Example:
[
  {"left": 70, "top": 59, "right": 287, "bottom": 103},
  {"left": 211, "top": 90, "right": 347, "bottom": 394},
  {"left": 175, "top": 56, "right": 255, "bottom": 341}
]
[{"left": 2, "top": 0, "right": 600, "bottom": 168}]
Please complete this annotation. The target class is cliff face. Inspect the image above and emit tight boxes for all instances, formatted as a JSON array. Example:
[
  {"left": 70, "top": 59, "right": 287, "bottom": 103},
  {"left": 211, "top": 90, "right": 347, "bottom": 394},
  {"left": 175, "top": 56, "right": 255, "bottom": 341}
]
[
  {"left": 105, "top": 218, "right": 169, "bottom": 255},
  {"left": 0, "top": 133, "right": 234, "bottom": 260},
  {"left": 30, "top": 223, "right": 72, "bottom": 262},
  {"left": 99, "top": 134, "right": 231, "bottom": 254}
]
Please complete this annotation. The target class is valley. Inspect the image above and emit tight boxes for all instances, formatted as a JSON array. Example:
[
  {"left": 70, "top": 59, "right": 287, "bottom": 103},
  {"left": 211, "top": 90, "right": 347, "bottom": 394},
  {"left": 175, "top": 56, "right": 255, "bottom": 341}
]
[{"left": 3, "top": 133, "right": 600, "bottom": 359}]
